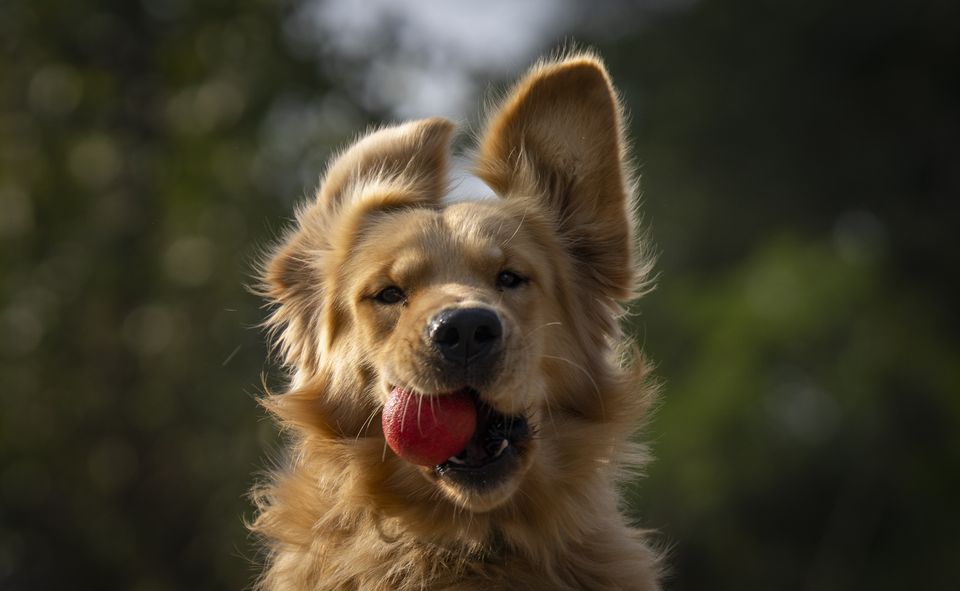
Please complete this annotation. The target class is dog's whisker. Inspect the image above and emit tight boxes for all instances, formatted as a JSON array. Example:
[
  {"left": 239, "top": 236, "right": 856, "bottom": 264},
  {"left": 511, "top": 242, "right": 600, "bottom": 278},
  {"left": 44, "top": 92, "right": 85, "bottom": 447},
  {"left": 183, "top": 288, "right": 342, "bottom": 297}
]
[
  {"left": 417, "top": 391, "right": 426, "bottom": 434},
  {"left": 542, "top": 391, "right": 558, "bottom": 432},
  {"left": 541, "top": 354, "right": 605, "bottom": 419},
  {"left": 398, "top": 388, "right": 411, "bottom": 433},
  {"left": 356, "top": 405, "right": 380, "bottom": 441},
  {"left": 524, "top": 321, "right": 563, "bottom": 338},
  {"left": 500, "top": 209, "right": 527, "bottom": 247}
]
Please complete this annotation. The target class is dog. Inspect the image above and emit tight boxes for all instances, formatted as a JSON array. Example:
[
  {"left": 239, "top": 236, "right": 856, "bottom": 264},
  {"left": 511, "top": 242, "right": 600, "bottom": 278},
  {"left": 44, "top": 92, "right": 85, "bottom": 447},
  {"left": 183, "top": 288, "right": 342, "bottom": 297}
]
[{"left": 252, "top": 51, "right": 662, "bottom": 590}]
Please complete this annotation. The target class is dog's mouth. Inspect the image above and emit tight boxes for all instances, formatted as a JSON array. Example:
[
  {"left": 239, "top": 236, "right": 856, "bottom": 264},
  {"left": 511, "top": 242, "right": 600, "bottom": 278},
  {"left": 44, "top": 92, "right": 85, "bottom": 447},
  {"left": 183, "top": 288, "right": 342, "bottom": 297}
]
[
  {"left": 382, "top": 386, "right": 532, "bottom": 491},
  {"left": 434, "top": 394, "right": 531, "bottom": 490}
]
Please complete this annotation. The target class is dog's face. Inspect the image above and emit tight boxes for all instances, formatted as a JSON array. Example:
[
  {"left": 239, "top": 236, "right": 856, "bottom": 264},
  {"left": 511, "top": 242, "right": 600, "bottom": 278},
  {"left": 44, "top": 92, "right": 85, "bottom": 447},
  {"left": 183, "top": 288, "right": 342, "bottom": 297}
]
[
  {"left": 262, "top": 55, "right": 648, "bottom": 516},
  {"left": 348, "top": 201, "right": 548, "bottom": 408},
  {"left": 345, "top": 200, "right": 560, "bottom": 510}
]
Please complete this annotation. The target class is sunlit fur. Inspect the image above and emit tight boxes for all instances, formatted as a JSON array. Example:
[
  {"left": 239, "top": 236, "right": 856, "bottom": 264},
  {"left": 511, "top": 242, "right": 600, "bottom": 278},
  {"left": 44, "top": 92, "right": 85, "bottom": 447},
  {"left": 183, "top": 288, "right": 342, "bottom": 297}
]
[{"left": 252, "top": 51, "right": 662, "bottom": 590}]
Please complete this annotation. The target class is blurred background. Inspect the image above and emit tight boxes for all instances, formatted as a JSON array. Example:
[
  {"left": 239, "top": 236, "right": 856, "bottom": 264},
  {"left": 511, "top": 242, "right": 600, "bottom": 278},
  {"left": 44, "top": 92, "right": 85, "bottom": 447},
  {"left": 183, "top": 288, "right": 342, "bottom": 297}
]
[{"left": 1, "top": 0, "right": 958, "bottom": 589}]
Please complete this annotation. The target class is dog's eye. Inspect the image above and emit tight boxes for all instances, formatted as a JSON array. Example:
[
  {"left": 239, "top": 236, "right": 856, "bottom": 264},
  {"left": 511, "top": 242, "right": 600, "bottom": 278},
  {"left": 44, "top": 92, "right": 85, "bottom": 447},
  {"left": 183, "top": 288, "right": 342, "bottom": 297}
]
[
  {"left": 374, "top": 286, "right": 406, "bottom": 305},
  {"left": 496, "top": 270, "right": 526, "bottom": 290}
]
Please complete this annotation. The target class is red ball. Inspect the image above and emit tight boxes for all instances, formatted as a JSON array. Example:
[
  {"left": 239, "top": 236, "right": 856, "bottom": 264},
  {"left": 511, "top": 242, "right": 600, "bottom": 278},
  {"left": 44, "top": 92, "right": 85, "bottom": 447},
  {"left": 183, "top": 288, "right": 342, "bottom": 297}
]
[{"left": 382, "top": 387, "right": 477, "bottom": 466}]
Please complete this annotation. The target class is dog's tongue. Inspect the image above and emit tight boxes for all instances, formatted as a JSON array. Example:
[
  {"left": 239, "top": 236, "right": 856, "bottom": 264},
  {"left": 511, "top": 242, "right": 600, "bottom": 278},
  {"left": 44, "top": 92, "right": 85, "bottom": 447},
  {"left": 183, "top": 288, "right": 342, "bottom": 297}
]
[{"left": 382, "top": 387, "right": 477, "bottom": 466}]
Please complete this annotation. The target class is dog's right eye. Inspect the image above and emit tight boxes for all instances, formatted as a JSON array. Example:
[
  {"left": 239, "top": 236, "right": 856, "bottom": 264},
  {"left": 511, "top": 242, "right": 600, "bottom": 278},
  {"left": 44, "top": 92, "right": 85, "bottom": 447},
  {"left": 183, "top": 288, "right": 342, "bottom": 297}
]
[
  {"left": 496, "top": 270, "right": 526, "bottom": 290},
  {"left": 374, "top": 286, "right": 406, "bottom": 305}
]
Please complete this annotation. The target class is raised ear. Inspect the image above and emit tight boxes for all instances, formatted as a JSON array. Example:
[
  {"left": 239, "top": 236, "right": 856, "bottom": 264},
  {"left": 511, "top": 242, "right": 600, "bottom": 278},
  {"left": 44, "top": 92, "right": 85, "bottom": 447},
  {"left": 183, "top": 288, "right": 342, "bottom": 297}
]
[
  {"left": 475, "top": 53, "right": 637, "bottom": 300},
  {"left": 319, "top": 116, "right": 456, "bottom": 210},
  {"left": 261, "top": 117, "right": 455, "bottom": 370}
]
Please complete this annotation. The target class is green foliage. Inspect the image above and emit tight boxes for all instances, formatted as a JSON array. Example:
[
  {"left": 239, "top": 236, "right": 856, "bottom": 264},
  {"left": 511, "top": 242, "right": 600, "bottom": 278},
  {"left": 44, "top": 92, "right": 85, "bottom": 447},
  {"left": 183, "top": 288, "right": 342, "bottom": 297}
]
[{"left": 631, "top": 239, "right": 959, "bottom": 588}]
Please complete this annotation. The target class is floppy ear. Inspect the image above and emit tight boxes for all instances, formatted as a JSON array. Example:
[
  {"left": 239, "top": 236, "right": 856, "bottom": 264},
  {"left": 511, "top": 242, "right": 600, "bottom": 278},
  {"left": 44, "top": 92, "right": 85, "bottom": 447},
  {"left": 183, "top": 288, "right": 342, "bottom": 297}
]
[
  {"left": 475, "top": 54, "right": 637, "bottom": 300},
  {"left": 262, "top": 117, "right": 455, "bottom": 369},
  {"left": 267, "top": 117, "right": 455, "bottom": 293},
  {"left": 318, "top": 116, "right": 456, "bottom": 210}
]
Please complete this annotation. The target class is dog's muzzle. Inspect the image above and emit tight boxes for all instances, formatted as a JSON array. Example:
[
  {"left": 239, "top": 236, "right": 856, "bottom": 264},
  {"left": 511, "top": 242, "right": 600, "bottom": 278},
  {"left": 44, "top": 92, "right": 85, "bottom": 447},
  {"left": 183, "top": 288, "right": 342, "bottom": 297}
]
[{"left": 428, "top": 307, "right": 502, "bottom": 375}]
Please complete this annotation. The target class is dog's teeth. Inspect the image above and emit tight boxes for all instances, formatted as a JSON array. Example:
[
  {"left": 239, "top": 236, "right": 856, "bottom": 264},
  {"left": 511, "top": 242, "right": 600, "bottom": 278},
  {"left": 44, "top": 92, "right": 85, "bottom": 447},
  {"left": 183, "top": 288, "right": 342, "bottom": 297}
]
[
  {"left": 494, "top": 439, "right": 509, "bottom": 457},
  {"left": 447, "top": 456, "right": 466, "bottom": 464}
]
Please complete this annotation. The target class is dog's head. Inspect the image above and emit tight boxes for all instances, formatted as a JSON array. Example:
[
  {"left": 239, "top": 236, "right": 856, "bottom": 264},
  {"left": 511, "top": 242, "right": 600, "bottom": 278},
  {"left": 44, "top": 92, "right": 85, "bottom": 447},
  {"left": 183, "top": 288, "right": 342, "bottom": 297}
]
[{"left": 260, "top": 54, "right": 653, "bottom": 518}]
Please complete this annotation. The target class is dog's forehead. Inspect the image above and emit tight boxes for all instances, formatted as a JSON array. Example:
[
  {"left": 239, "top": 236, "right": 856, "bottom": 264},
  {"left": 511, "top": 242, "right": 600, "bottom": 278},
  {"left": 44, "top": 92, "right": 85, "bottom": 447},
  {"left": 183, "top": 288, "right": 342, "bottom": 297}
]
[
  {"left": 376, "top": 201, "right": 518, "bottom": 253},
  {"left": 355, "top": 200, "right": 530, "bottom": 286}
]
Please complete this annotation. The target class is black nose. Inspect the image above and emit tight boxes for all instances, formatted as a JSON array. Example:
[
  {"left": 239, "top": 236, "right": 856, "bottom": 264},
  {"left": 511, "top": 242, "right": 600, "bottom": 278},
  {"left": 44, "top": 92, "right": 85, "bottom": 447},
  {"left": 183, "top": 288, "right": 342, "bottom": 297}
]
[{"left": 429, "top": 308, "right": 503, "bottom": 366}]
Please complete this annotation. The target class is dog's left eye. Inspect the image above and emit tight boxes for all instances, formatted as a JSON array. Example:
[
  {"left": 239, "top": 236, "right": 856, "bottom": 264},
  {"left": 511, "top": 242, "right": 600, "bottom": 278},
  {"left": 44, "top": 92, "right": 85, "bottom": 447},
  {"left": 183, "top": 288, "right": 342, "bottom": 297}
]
[
  {"left": 374, "top": 286, "right": 406, "bottom": 304},
  {"left": 496, "top": 270, "right": 526, "bottom": 290}
]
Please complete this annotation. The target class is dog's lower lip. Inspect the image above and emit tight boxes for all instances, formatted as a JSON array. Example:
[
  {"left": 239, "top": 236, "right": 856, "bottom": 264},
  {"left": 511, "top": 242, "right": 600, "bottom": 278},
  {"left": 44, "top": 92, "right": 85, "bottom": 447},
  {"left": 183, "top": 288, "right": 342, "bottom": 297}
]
[{"left": 433, "top": 394, "right": 531, "bottom": 489}]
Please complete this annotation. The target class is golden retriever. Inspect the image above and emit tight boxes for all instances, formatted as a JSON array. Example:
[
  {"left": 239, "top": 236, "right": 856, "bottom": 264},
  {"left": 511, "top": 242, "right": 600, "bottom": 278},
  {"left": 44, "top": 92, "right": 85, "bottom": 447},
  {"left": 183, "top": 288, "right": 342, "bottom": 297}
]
[{"left": 252, "top": 51, "right": 661, "bottom": 590}]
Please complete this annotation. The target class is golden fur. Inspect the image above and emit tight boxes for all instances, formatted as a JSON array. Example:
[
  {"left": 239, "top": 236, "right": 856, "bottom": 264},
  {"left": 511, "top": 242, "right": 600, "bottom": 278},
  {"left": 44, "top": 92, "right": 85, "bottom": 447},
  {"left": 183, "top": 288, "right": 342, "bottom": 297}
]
[{"left": 252, "top": 51, "right": 662, "bottom": 590}]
